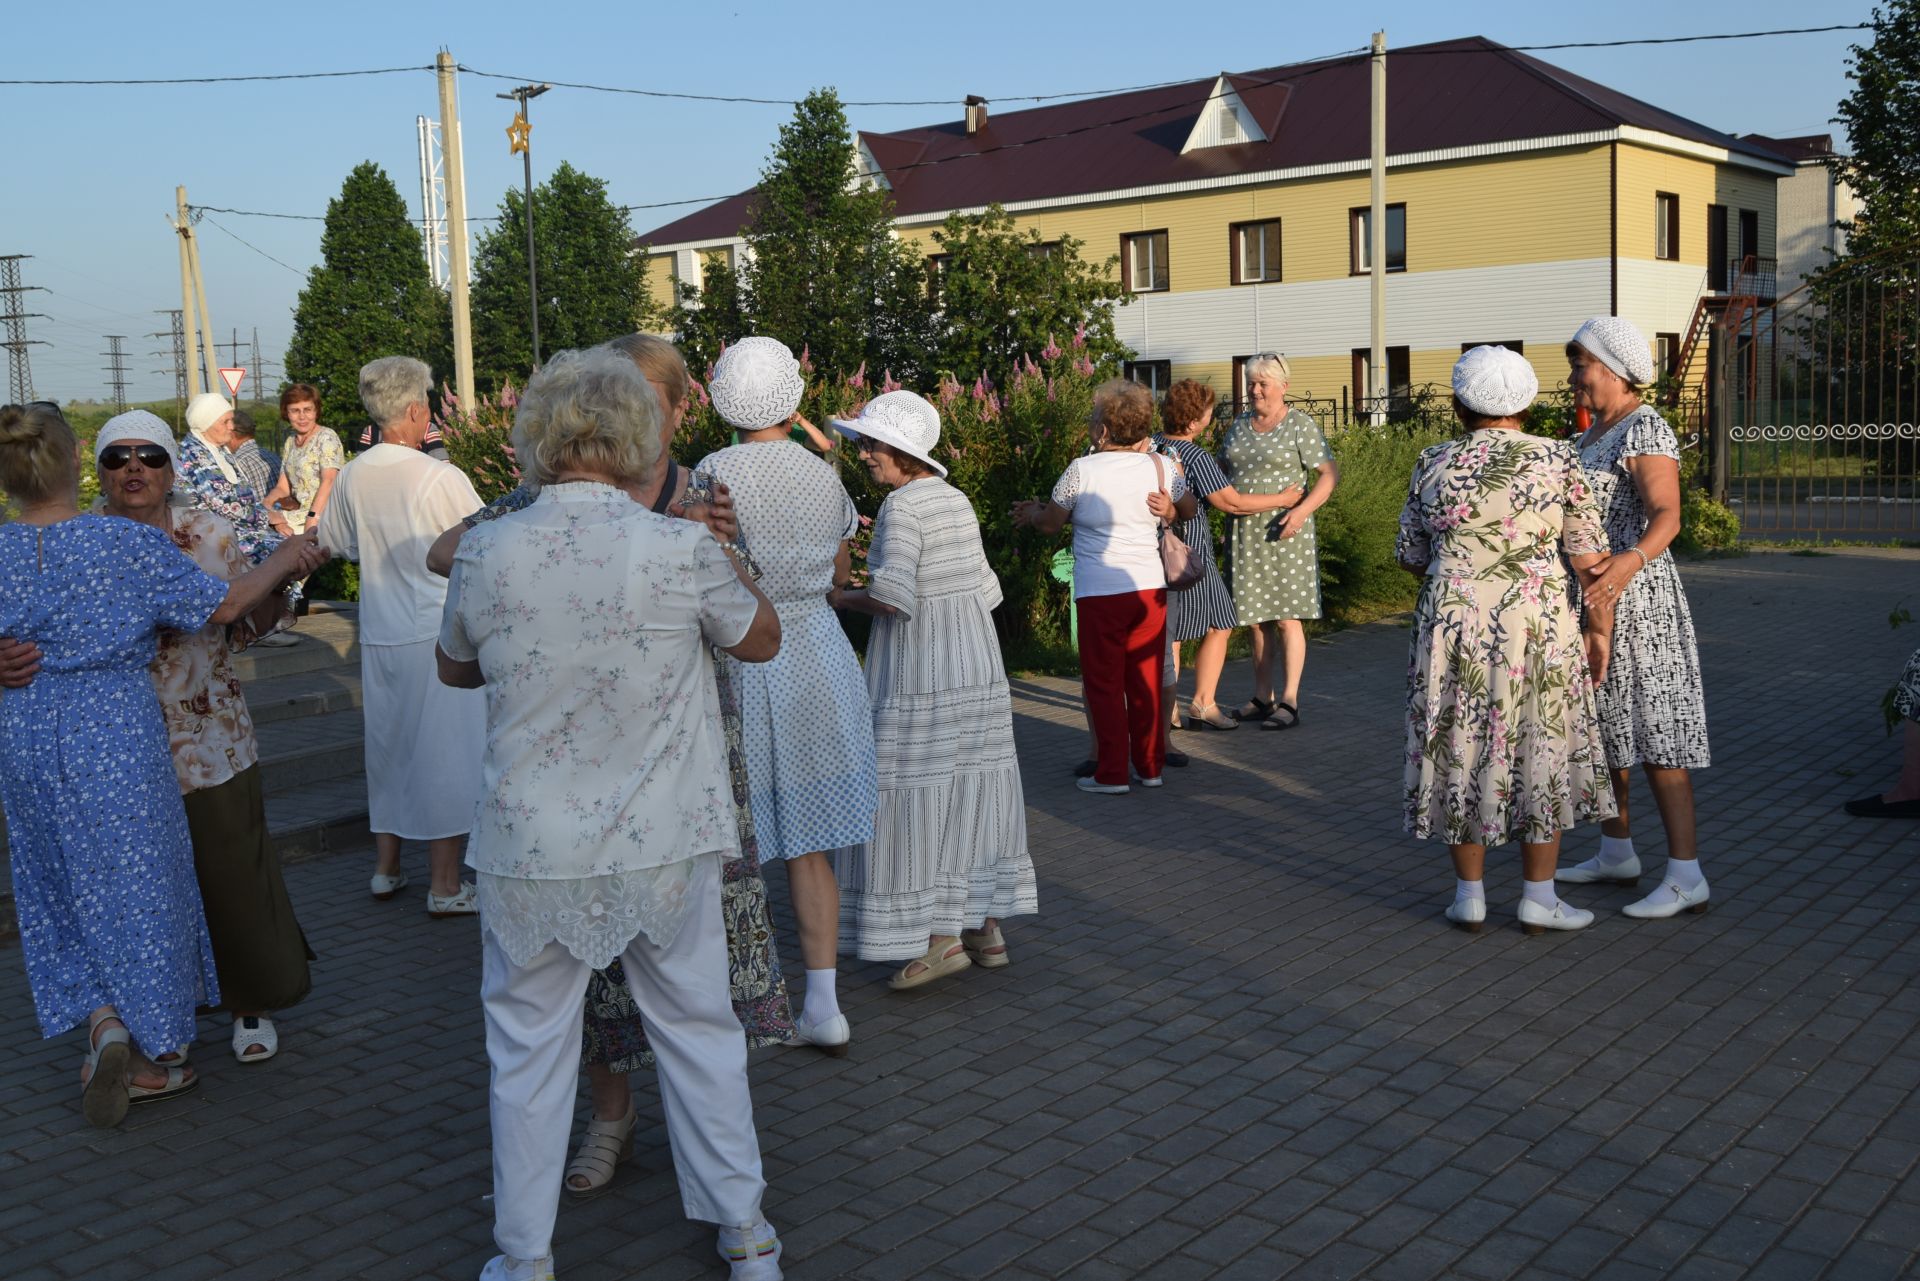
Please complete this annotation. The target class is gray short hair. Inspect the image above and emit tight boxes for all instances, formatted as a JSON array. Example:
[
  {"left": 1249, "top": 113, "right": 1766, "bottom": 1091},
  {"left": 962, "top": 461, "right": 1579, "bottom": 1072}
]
[
  {"left": 1244, "top": 352, "right": 1290, "bottom": 386},
  {"left": 512, "top": 346, "right": 662, "bottom": 487},
  {"left": 358, "top": 356, "right": 433, "bottom": 428}
]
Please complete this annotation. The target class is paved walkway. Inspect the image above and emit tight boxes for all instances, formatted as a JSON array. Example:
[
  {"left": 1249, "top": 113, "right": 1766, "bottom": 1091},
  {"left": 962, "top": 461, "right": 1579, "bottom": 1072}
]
[{"left": 2, "top": 550, "right": 1917, "bottom": 1281}]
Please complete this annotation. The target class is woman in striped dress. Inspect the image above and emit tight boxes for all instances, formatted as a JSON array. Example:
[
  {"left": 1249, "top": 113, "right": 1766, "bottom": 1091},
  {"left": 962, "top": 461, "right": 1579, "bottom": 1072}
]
[{"left": 1153, "top": 380, "right": 1302, "bottom": 732}]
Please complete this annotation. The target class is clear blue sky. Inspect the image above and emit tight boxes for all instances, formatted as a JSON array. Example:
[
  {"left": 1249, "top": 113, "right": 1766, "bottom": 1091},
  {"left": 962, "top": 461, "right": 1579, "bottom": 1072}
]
[{"left": 6, "top": 0, "right": 1875, "bottom": 404}]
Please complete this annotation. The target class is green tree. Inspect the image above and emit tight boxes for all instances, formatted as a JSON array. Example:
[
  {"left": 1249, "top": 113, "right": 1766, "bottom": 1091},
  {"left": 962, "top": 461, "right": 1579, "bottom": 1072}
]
[
  {"left": 928, "top": 206, "right": 1130, "bottom": 384},
  {"left": 735, "top": 89, "right": 934, "bottom": 381},
  {"left": 668, "top": 255, "right": 749, "bottom": 379},
  {"left": 284, "top": 162, "right": 449, "bottom": 424},
  {"left": 471, "top": 161, "right": 653, "bottom": 389},
  {"left": 1833, "top": 0, "right": 1920, "bottom": 256}
]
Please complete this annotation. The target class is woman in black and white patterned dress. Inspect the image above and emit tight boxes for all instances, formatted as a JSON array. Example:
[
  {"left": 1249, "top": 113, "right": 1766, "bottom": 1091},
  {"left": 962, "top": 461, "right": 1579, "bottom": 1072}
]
[{"left": 1554, "top": 316, "right": 1713, "bottom": 919}]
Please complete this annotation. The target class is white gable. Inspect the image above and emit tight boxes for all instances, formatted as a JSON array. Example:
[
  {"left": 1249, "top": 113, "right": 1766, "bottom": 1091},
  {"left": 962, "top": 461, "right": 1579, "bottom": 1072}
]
[
  {"left": 1181, "top": 75, "right": 1268, "bottom": 154},
  {"left": 855, "top": 139, "right": 891, "bottom": 191}
]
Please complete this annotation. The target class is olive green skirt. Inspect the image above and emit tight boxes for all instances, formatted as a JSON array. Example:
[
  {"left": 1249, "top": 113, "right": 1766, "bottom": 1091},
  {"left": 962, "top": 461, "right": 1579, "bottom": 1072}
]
[{"left": 182, "top": 764, "right": 314, "bottom": 1012}]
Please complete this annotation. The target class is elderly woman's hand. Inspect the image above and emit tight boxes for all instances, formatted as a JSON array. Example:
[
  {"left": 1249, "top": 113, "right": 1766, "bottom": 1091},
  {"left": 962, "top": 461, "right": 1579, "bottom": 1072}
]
[
  {"left": 1275, "top": 507, "right": 1309, "bottom": 540},
  {"left": 1010, "top": 499, "right": 1042, "bottom": 528},
  {"left": 1146, "top": 490, "right": 1178, "bottom": 521},
  {"left": 1581, "top": 552, "right": 1638, "bottom": 609},
  {"left": 1583, "top": 631, "right": 1612, "bottom": 686},
  {"left": 0, "top": 636, "right": 42, "bottom": 688},
  {"left": 675, "top": 481, "right": 739, "bottom": 544}
]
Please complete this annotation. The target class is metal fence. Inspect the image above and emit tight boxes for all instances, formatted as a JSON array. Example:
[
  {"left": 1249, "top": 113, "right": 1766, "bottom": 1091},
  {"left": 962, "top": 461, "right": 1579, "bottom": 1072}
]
[{"left": 1709, "top": 247, "right": 1920, "bottom": 540}]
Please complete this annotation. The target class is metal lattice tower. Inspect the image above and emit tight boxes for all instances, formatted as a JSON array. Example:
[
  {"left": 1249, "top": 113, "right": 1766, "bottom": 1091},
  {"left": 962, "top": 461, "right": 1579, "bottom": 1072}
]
[
  {"left": 151, "top": 309, "right": 187, "bottom": 427},
  {"left": 101, "top": 335, "right": 130, "bottom": 412},
  {"left": 0, "top": 254, "right": 48, "bottom": 404},
  {"left": 417, "top": 115, "right": 450, "bottom": 289}
]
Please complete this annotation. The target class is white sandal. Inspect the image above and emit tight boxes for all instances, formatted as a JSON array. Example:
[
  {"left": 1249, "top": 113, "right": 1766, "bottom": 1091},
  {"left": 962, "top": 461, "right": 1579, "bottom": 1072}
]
[
  {"left": 232, "top": 1015, "right": 279, "bottom": 1063},
  {"left": 564, "top": 1102, "right": 637, "bottom": 1200},
  {"left": 80, "top": 1013, "right": 132, "bottom": 1129}
]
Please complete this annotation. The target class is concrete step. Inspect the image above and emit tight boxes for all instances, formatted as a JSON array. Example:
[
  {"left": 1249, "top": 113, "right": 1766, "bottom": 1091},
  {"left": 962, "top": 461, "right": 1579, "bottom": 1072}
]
[
  {"left": 243, "top": 665, "right": 364, "bottom": 725},
  {"left": 229, "top": 614, "right": 360, "bottom": 687},
  {"left": 267, "top": 771, "right": 371, "bottom": 864},
  {"left": 253, "top": 708, "right": 364, "bottom": 796}
]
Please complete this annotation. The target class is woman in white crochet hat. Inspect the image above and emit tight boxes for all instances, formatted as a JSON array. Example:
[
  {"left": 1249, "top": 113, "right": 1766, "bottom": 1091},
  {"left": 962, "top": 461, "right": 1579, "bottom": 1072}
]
[
  {"left": 829, "top": 391, "right": 1038, "bottom": 988},
  {"left": 1553, "top": 317, "right": 1715, "bottom": 920},
  {"left": 1397, "top": 346, "right": 1617, "bottom": 935},
  {"left": 695, "top": 337, "right": 878, "bottom": 1053}
]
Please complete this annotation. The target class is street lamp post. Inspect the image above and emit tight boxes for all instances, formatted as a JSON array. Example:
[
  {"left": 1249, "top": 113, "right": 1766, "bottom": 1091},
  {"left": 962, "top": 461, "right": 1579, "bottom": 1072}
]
[{"left": 498, "top": 82, "right": 551, "bottom": 368}]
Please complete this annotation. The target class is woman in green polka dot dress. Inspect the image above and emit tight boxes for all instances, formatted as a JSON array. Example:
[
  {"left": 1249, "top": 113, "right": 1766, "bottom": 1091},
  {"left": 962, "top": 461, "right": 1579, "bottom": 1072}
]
[{"left": 1218, "top": 352, "right": 1339, "bottom": 730}]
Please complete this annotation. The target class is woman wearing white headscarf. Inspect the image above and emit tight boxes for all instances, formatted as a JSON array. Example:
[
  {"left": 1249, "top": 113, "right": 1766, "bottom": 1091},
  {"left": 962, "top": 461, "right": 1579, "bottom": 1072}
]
[
  {"left": 1553, "top": 317, "right": 1714, "bottom": 920},
  {"left": 177, "top": 391, "right": 288, "bottom": 564},
  {"left": 1397, "top": 346, "right": 1616, "bottom": 935},
  {"left": 695, "top": 338, "right": 877, "bottom": 1055}
]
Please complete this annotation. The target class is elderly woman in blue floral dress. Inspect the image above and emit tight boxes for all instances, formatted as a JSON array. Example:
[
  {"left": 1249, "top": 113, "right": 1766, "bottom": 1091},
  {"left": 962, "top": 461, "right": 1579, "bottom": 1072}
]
[
  {"left": 0, "top": 401, "right": 324, "bottom": 1127},
  {"left": 1397, "top": 347, "right": 1617, "bottom": 935}
]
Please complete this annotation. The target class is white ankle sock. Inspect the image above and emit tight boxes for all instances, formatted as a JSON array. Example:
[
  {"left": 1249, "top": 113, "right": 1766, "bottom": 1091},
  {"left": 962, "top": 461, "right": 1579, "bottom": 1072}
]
[
  {"left": 1456, "top": 878, "right": 1485, "bottom": 903},
  {"left": 1667, "top": 858, "right": 1706, "bottom": 890},
  {"left": 1522, "top": 878, "right": 1559, "bottom": 908},
  {"left": 802, "top": 968, "right": 839, "bottom": 1024},
  {"left": 1597, "top": 835, "right": 1637, "bottom": 868}
]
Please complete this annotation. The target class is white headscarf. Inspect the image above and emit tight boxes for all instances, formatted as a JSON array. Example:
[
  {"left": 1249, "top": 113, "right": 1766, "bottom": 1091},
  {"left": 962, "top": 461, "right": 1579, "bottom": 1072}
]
[
  {"left": 184, "top": 391, "right": 240, "bottom": 484},
  {"left": 95, "top": 409, "right": 180, "bottom": 470}
]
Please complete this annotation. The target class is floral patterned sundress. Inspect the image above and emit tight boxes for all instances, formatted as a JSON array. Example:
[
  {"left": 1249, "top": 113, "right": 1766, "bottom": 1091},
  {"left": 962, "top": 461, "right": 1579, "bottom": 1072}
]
[{"left": 1396, "top": 431, "right": 1617, "bottom": 845}]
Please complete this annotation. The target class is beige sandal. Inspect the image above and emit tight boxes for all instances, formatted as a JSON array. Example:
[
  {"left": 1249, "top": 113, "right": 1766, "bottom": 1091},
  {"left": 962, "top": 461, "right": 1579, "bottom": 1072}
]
[
  {"left": 888, "top": 938, "right": 972, "bottom": 991},
  {"left": 565, "top": 1102, "right": 637, "bottom": 1200},
  {"left": 961, "top": 926, "right": 1011, "bottom": 969},
  {"left": 80, "top": 1013, "right": 132, "bottom": 1129}
]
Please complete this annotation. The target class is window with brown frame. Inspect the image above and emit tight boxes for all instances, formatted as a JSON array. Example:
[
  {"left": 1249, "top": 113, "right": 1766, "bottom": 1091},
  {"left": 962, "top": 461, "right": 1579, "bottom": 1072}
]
[
  {"left": 1123, "top": 360, "right": 1172, "bottom": 394},
  {"left": 1231, "top": 220, "right": 1282, "bottom": 284},
  {"left": 1707, "top": 204, "right": 1729, "bottom": 290},
  {"left": 1460, "top": 341, "right": 1525, "bottom": 354},
  {"left": 1350, "top": 204, "right": 1406, "bottom": 274},
  {"left": 1656, "top": 332, "right": 1680, "bottom": 379},
  {"left": 1027, "top": 240, "right": 1061, "bottom": 260},
  {"left": 1353, "top": 346, "right": 1412, "bottom": 417},
  {"left": 1121, "top": 231, "right": 1170, "bottom": 293},
  {"left": 1655, "top": 192, "right": 1680, "bottom": 261},
  {"left": 925, "top": 253, "right": 950, "bottom": 304}
]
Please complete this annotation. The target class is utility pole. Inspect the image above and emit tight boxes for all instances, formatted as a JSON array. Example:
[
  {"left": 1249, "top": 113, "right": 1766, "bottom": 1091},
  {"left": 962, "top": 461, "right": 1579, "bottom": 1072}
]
[
  {"left": 437, "top": 50, "right": 476, "bottom": 412},
  {"left": 169, "top": 187, "right": 214, "bottom": 396},
  {"left": 251, "top": 325, "right": 263, "bottom": 408},
  {"left": 151, "top": 309, "right": 187, "bottom": 429},
  {"left": 101, "top": 336, "right": 130, "bottom": 412},
  {"left": 497, "top": 79, "right": 551, "bottom": 368},
  {"left": 1368, "top": 31, "right": 1387, "bottom": 426},
  {"left": 0, "top": 254, "right": 48, "bottom": 404}
]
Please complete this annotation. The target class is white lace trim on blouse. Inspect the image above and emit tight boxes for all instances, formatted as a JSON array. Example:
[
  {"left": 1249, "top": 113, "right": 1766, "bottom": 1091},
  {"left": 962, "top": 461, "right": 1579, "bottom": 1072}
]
[{"left": 477, "top": 857, "right": 705, "bottom": 968}]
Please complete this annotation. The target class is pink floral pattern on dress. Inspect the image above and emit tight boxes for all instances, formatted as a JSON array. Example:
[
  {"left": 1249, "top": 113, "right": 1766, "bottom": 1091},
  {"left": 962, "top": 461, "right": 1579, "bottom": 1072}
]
[{"left": 150, "top": 509, "right": 259, "bottom": 795}]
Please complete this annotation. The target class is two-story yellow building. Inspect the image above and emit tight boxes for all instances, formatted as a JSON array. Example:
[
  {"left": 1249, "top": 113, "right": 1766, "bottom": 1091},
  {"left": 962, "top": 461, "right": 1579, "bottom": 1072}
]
[{"left": 639, "top": 36, "right": 1790, "bottom": 414}]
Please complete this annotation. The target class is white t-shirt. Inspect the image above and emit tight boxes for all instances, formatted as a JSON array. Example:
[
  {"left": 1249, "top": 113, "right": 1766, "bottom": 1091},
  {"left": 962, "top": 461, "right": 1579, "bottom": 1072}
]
[
  {"left": 315, "top": 444, "right": 483, "bottom": 645},
  {"left": 1051, "top": 450, "right": 1188, "bottom": 600}
]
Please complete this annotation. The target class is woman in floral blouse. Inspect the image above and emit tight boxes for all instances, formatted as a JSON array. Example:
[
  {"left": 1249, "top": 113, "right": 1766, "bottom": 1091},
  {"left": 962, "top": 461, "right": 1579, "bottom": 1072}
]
[
  {"left": 1396, "top": 347, "right": 1617, "bottom": 936},
  {"left": 95, "top": 411, "right": 317, "bottom": 1063},
  {"left": 438, "top": 346, "right": 787, "bottom": 1281}
]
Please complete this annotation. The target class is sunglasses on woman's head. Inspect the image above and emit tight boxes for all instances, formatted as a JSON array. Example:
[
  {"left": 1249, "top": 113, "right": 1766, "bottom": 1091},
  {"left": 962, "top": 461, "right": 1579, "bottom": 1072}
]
[{"left": 98, "top": 445, "right": 171, "bottom": 471}]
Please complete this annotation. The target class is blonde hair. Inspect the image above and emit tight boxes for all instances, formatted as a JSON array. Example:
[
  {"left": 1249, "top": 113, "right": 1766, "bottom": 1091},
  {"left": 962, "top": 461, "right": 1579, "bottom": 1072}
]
[
  {"left": 512, "top": 347, "right": 662, "bottom": 487},
  {"left": 1244, "top": 352, "right": 1291, "bottom": 385},
  {"left": 1091, "top": 379, "right": 1157, "bottom": 445},
  {"left": 602, "top": 333, "right": 690, "bottom": 411},
  {"left": 0, "top": 402, "right": 78, "bottom": 504}
]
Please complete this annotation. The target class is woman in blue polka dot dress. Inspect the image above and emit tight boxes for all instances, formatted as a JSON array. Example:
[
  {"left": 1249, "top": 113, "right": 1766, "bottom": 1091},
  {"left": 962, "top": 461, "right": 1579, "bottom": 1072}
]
[{"left": 0, "top": 402, "right": 325, "bottom": 1126}]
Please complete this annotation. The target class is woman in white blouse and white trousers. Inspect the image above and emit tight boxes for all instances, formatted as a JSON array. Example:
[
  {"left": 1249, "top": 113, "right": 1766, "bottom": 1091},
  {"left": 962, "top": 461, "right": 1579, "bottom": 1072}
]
[{"left": 437, "top": 348, "right": 786, "bottom": 1281}]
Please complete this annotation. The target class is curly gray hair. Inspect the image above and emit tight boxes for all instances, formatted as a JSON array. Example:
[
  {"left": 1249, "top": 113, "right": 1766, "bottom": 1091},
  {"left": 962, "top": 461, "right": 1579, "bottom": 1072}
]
[{"left": 512, "top": 346, "right": 663, "bottom": 487}]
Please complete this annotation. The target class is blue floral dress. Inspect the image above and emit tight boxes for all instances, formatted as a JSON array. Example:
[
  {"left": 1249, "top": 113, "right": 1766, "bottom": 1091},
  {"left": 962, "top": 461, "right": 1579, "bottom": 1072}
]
[{"left": 0, "top": 515, "right": 228, "bottom": 1054}]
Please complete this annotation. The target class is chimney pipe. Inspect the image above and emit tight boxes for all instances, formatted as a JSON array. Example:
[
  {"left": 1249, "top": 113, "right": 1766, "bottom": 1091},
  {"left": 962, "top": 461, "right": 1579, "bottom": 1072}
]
[{"left": 965, "top": 95, "right": 988, "bottom": 136}]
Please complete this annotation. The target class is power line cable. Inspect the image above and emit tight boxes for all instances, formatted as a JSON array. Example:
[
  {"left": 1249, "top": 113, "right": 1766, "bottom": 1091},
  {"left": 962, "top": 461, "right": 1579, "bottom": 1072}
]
[
  {"left": 197, "top": 214, "right": 310, "bottom": 276},
  {"left": 0, "top": 65, "right": 430, "bottom": 86}
]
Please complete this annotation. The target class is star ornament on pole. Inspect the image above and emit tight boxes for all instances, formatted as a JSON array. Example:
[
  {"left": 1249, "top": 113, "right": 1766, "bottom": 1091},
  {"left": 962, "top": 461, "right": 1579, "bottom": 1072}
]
[{"left": 506, "top": 112, "right": 531, "bottom": 155}]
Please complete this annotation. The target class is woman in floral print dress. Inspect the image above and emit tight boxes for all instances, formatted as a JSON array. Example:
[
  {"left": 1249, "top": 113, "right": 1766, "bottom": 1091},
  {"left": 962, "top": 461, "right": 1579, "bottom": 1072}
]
[{"left": 1397, "top": 347, "right": 1618, "bottom": 936}]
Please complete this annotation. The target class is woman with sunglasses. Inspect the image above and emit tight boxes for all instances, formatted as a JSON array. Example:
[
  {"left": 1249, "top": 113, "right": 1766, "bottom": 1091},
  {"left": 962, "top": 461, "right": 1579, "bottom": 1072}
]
[{"left": 0, "top": 403, "right": 325, "bottom": 1126}]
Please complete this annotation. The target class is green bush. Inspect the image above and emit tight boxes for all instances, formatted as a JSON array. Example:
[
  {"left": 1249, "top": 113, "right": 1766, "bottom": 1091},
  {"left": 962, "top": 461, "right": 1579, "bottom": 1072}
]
[
  {"left": 1315, "top": 422, "right": 1451, "bottom": 622},
  {"left": 306, "top": 557, "right": 359, "bottom": 603},
  {"left": 1674, "top": 485, "right": 1741, "bottom": 554}
]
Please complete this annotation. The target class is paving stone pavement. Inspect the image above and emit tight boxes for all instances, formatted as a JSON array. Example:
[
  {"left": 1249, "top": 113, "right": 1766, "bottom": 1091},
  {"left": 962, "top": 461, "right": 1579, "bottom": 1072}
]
[{"left": 2, "top": 549, "right": 1917, "bottom": 1281}]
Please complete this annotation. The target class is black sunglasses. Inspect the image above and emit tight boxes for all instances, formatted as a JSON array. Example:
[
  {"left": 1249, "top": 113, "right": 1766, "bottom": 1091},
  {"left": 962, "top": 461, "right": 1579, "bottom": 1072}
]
[{"left": 98, "top": 444, "right": 172, "bottom": 471}]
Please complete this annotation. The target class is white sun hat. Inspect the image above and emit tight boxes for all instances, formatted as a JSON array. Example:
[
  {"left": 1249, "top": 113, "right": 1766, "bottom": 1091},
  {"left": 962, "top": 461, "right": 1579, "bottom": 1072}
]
[
  {"left": 1452, "top": 345, "right": 1538, "bottom": 418},
  {"left": 708, "top": 336, "right": 806, "bottom": 431},
  {"left": 830, "top": 390, "right": 948, "bottom": 478}
]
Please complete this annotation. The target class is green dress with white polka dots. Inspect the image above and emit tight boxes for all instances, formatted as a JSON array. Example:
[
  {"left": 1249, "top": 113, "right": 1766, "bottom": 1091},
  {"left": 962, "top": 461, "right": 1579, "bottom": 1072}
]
[{"left": 1219, "top": 408, "right": 1331, "bottom": 623}]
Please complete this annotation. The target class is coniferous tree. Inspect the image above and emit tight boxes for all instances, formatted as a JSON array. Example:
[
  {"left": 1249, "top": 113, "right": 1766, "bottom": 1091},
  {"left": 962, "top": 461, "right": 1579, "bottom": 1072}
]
[
  {"left": 669, "top": 255, "right": 749, "bottom": 380},
  {"left": 1833, "top": 0, "right": 1920, "bottom": 257},
  {"left": 471, "top": 161, "right": 654, "bottom": 389},
  {"left": 285, "top": 162, "right": 449, "bottom": 425}
]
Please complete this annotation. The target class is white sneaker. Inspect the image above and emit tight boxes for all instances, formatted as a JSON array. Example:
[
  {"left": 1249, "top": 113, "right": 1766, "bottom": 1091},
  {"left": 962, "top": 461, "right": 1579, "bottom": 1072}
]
[
  {"left": 1076, "top": 776, "right": 1129, "bottom": 794},
  {"left": 716, "top": 1221, "right": 783, "bottom": 1280},
  {"left": 427, "top": 881, "right": 479, "bottom": 917},
  {"left": 1445, "top": 897, "right": 1486, "bottom": 933},
  {"left": 479, "top": 1255, "right": 555, "bottom": 1281},
  {"left": 369, "top": 870, "right": 409, "bottom": 900},
  {"left": 1518, "top": 898, "right": 1595, "bottom": 935},
  {"left": 793, "top": 1011, "right": 851, "bottom": 1057},
  {"left": 253, "top": 630, "right": 300, "bottom": 647},
  {"left": 1554, "top": 853, "right": 1642, "bottom": 885},
  {"left": 1622, "top": 878, "right": 1710, "bottom": 919},
  {"left": 1131, "top": 772, "right": 1164, "bottom": 789}
]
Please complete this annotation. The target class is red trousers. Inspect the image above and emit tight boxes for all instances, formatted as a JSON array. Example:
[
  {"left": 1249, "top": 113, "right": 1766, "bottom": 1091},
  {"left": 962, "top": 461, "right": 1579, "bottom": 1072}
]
[{"left": 1076, "top": 588, "right": 1168, "bottom": 786}]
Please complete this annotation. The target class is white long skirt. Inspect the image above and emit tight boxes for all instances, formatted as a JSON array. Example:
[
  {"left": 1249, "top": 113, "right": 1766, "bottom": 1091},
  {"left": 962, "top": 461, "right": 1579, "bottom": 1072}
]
[{"left": 361, "top": 638, "right": 486, "bottom": 840}]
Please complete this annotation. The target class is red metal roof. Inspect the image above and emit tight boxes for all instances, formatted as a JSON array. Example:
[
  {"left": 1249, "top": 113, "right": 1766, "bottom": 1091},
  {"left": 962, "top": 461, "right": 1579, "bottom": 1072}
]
[{"left": 637, "top": 36, "right": 1785, "bottom": 246}]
